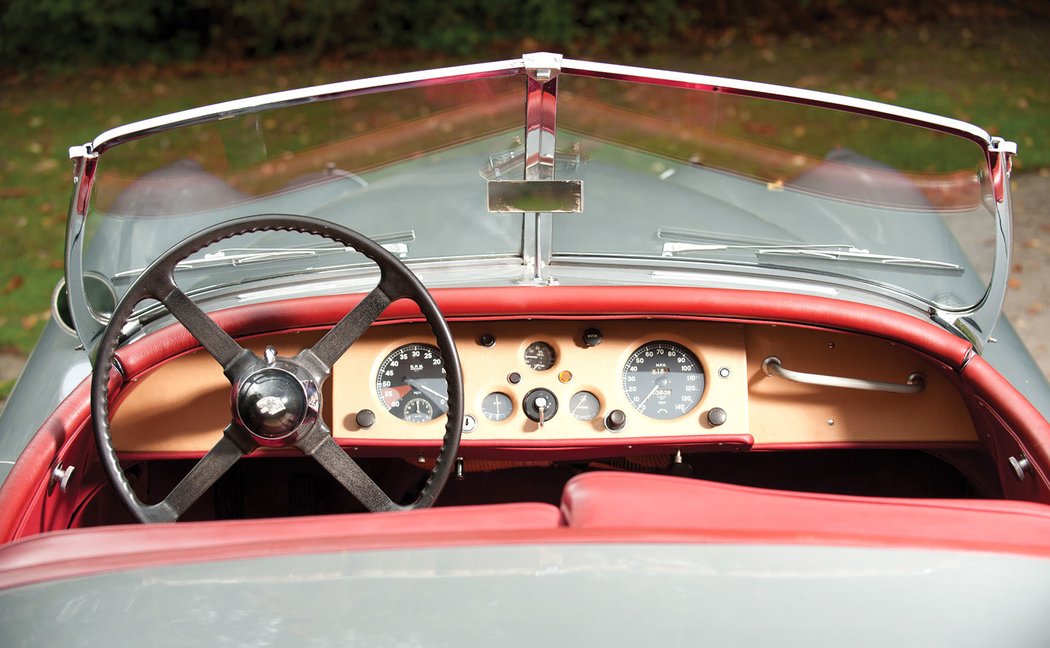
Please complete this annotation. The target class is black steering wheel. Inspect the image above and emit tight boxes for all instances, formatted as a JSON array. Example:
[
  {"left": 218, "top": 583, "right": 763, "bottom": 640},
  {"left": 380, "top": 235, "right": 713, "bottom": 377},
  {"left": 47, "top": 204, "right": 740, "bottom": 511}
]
[{"left": 91, "top": 215, "right": 463, "bottom": 523}]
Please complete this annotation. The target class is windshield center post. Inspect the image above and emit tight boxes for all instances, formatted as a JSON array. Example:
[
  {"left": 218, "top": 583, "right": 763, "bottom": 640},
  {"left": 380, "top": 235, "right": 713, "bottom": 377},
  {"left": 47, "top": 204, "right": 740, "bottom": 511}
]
[{"left": 520, "top": 52, "right": 563, "bottom": 286}]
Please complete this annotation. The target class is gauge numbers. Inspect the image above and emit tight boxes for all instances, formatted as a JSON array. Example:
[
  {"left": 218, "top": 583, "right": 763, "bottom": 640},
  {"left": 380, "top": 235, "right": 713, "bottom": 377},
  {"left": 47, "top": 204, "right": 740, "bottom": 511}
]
[
  {"left": 376, "top": 343, "right": 448, "bottom": 423},
  {"left": 482, "top": 392, "right": 513, "bottom": 422},
  {"left": 523, "top": 341, "right": 556, "bottom": 371},
  {"left": 622, "top": 342, "right": 704, "bottom": 420}
]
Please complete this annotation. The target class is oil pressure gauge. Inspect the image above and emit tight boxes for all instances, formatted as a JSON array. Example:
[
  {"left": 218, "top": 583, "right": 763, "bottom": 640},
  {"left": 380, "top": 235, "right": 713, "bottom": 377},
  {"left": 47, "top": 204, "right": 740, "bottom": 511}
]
[{"left": 481, "top": 392, "right": 513, "bottom": 422}]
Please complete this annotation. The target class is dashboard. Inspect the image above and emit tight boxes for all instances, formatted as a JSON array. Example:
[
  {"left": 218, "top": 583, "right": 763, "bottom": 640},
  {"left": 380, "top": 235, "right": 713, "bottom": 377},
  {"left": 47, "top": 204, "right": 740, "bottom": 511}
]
[{"left": 110, "top": 318, "right": 978, "bottom": 453}]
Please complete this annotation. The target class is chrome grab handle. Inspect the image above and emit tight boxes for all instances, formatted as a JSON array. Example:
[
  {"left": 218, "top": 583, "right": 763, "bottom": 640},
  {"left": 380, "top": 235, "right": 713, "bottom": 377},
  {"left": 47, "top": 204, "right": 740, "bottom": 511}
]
[{"left": 762, "top": 356, "right": 924, "bottom": 394}]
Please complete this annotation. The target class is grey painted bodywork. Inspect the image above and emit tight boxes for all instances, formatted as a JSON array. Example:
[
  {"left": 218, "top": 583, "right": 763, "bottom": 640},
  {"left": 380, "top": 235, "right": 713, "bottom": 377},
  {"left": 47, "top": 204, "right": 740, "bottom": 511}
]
[{"left": 3, "top": 543, "right": 1050, "bottom": 646}]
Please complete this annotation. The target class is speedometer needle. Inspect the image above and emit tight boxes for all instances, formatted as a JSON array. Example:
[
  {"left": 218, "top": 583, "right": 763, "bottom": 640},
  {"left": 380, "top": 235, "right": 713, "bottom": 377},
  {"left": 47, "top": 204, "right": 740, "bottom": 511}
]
[{"left": 636, "top": 376, "right": 669, "bottom": 410}]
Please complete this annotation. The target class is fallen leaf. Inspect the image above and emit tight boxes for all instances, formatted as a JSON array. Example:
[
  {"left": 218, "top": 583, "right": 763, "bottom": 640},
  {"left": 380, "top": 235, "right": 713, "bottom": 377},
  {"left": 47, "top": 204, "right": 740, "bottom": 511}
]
[
  {"left": 1, "top": 275, "right": 24, "bottom": 295},
  {"left": 0, "top": 188, "right": 31, "bottom": 198},
  {"left": 1027, "top": 303, "right": 1046, "bottom": 316},
  {"left": 1009, "top": 277, "right": 1022, "bottom": 289},
  {"left": 20, "top": 313, "right": 39, "bottom": 329}
]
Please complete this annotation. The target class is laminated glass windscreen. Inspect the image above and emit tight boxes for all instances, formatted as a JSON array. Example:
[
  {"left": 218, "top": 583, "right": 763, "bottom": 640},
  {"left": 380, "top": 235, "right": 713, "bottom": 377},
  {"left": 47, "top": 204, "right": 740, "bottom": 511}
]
[
  {"left": 83, "top": 77, "right": 525, "bottom": 303},
  {"left": 553, "top": 75, "right": 996, "bottom": 311}
]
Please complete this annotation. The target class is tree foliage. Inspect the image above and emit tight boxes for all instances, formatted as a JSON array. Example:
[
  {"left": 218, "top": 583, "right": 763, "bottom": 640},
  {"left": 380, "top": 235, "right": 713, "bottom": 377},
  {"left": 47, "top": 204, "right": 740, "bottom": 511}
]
[{"left": 1, "top": 0, "right": 1045, "bottom": 69}]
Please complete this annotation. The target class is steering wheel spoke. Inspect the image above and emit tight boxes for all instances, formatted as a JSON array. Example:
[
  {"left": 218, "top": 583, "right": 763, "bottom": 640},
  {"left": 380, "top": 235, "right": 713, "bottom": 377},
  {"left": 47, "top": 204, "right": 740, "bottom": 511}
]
[
  {"left": 297, "top": 428, "right": 398, "bottom": 512},
  {"left": 141, "top": 427, "right": 255, "bottom": 523},
  {"left": 308, "top": 283, "right": 394, "bottom": 373},
  {"left": 156, "top": 279, "right": 253, "bottom": 376}
]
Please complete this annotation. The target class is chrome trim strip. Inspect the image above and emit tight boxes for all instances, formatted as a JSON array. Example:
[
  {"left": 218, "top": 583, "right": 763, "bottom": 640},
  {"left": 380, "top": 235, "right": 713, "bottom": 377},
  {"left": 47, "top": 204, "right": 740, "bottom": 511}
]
[
  {"left": 560, "top": 58, "right": 993, "bottom": 146},
  {"left": 88, "top": 58, "right": 525, "bottom": 155},
  {"left": 763, "top": 356, "right": 925, "bottom": 394}
]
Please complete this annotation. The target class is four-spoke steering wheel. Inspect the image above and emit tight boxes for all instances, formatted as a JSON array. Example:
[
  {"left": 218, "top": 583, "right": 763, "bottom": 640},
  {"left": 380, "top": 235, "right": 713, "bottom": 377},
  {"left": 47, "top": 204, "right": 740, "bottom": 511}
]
[{"left": 91, "top": 215, "right": 463, "bottom": 523}]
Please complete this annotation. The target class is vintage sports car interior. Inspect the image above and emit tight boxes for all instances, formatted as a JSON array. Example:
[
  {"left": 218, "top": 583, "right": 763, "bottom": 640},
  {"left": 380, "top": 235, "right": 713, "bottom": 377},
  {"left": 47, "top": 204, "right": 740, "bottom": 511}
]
[{"left": 2, "top": 54, "right": 1050, "bottom": 644}]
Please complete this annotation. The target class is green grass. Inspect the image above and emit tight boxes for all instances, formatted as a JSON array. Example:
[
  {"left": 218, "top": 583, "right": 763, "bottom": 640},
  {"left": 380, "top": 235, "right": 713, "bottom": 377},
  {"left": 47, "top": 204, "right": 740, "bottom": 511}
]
[{"left": 1, "top": 21, "right": 1047, "bottom": 355}]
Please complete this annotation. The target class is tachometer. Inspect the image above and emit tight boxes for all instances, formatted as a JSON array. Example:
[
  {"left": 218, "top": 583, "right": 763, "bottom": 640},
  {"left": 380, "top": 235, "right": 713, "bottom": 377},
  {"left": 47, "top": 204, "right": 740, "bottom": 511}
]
[
  {"left": 622, "top": 342, "right": 704, "bottom": 419},
  {"left": 376, "top": 343, "right": 448, "bottom": 422}
]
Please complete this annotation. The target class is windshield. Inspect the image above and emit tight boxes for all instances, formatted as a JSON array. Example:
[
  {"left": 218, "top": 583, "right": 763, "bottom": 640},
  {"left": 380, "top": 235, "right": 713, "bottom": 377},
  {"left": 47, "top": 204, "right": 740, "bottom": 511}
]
[
  {"left": 76, "top": 61, "right": 999, "bottom": 322},
  {"left": 553, "top": 75, "right": 995, "bottom": 310},
  {"left": 82, "top": 76, "right": 526, "bottom": 305}
]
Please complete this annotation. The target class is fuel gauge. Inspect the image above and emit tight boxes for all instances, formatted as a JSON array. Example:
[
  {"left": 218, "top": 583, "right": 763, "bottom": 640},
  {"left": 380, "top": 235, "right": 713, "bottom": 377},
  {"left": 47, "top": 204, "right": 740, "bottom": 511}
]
[{"left": 569, "top": 391, "right": 600, "bottom": 421}]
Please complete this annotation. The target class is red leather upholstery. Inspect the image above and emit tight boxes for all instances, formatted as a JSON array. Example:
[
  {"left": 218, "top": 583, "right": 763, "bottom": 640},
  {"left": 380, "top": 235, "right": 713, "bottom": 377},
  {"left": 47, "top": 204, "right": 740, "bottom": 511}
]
[
  {"left": 561, "top": 471, "right": 1050, "bottom": 555},
  {"left": 0, "top": 502, "right": 563, "bottom": 590}
]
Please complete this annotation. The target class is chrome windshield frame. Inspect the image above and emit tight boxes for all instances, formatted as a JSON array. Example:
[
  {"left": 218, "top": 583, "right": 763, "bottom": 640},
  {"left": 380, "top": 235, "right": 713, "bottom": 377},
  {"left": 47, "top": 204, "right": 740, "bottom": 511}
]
[{"left": 65, "top": 53, "right": 1016, "bottom": 354}]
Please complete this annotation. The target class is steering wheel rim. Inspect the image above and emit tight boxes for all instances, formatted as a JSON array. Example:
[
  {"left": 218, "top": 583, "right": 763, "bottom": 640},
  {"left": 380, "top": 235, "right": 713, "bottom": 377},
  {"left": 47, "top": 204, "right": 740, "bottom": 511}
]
[{"left": 91, "top": 214, "right": 464, "bottom": 523}]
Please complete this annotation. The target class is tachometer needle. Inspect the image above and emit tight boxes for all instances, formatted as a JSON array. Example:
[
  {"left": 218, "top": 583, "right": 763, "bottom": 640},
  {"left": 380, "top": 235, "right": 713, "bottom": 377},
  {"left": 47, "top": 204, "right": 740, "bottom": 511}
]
[{"left": 405, "top": 378, "right": 448, "bottom": 402}]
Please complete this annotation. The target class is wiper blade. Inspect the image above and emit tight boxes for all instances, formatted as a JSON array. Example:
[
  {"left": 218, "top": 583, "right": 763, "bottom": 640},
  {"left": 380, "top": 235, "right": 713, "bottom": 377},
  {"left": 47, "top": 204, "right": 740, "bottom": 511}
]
[
  {"left": 661, "top": 241, "right": 962, "bottom": 272},
  {"left": 756, "top": 247, "right": 963, "bottom": 271},
  {"left": 113, "top": 230, "right": 415, "bottom": 279}
]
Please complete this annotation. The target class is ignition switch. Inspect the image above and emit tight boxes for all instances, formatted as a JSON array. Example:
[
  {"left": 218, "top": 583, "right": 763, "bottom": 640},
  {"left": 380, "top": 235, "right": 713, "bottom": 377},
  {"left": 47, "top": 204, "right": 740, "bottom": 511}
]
[{"left": 523, "top": 388, "right": 559, "bottom": 426}]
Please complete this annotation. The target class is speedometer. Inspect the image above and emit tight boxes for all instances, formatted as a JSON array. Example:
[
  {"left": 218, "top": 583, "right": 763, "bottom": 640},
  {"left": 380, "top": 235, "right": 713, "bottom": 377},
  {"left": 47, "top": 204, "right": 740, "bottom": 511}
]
[
  {"left": 622, "top": 342, "right": 704, "bottom": 419},
  {"left": 376, "top": 343, "right": 448, "bottom": 422}
]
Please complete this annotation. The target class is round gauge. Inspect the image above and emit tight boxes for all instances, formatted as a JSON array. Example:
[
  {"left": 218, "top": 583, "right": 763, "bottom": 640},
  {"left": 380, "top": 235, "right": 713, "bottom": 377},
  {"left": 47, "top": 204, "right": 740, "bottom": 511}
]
[
  {"left": 523, "top": 341, "right": 556, "bottom": 371},
  {"left": 481, "top": 392, "right": 513, "bottom": 422},
  {"left": 569, "top": 391, "right": 601, "bottom": 421},
  {"left": 622, "top": 342, "right": 704, "bottom": 420},
  {"left": 402, "top": 397, "right": 434, "bottom": 423},
  {"left": 376, "top": 343, "right": 448, "bottom": 423}
]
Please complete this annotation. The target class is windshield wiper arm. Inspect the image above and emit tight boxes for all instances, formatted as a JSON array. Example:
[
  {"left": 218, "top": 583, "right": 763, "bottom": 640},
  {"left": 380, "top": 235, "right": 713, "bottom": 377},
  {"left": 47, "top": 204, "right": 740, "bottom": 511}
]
[
  {"left": 113, "top": 230, "right": 415, "bottom": 279},
  {"left": 661, "top": 242, "right": 962, "bottom": 272}
]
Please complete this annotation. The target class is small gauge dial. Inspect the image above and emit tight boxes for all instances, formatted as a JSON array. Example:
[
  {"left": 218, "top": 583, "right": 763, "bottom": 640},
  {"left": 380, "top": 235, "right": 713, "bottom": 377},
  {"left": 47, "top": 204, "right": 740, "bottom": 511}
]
[
  {"left": 402, "top": 398, "right": 434, "bottom": 423},
  {"left": 524, "top": 341, "right": 556, "bottom": 371},
  {"left": 569, "top": 391, "right": 601, "bottom": 421},
  {"left": 376, "top": 343, "right": 448, "bottom": 423},
  {"left": 481, "top": 392, "right": 513, "bottom": 422},
  {"left": 622, "top": 342, "right": 704, "bottom": 420}
]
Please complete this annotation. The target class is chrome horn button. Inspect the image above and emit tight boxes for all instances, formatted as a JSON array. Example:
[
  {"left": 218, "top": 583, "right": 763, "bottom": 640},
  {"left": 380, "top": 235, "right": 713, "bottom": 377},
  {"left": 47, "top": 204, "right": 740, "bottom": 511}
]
[{"left": 234, "top": 348, "right": 320, "bottom": 445}]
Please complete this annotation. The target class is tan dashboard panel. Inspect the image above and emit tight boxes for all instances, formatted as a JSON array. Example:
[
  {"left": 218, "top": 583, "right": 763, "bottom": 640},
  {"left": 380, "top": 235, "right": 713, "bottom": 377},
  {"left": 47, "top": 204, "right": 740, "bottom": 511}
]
[
  {"left": 333, "top": 320, "right": 749, "bottom": 441},
  {"left": 744, "top": 325, "right": 976, "bottom": 444},
  {"left": 109, "top": 319, "right": 977, "bottom": 453}
]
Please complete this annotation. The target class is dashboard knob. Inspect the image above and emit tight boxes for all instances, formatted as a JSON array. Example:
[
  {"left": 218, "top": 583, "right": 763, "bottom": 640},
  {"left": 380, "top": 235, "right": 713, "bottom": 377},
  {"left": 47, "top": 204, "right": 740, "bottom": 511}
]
[
  {"left": 355, "top": 409, "right": 376, "bottom": 429},
  {"left": 582, "top": 327, "right": 603, "bottom": 347},
  {"left": 605, "top": 409, "right": 626, "bottom": 432},
  {"left": 707, "top": 407, "right": 727, "bottom": 426}
]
